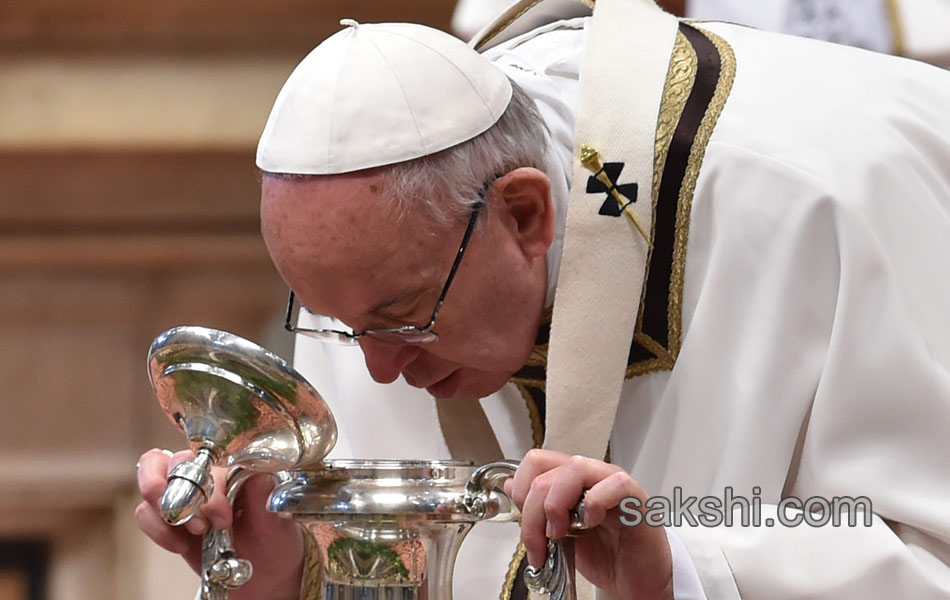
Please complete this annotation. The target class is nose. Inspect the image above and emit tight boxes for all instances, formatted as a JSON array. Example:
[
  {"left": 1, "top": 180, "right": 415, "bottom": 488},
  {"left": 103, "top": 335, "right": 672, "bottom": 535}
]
[{"left": 358, "top": 337, "right": 422, "bottom": 384}]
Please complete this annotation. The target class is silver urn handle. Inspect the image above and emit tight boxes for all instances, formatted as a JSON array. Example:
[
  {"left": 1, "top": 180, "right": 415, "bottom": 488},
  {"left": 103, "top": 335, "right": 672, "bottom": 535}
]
[
  {"left": 524, "top": 538, "right": 578, "bottom": 600},
  {"left": 160, "top": 463, "right": 256, "bottom": 600},
  {"left": 464, "top": 461, "right": 587, "bottom": 600},
  {"left": 464, "top": 460, "right": 520, "bottom": 520},
  {"left": 156, "top": 447, "right": 254, "bottom": 599},
  {"left": 196, "top": 467, "right": 256, "bottom": 600}
]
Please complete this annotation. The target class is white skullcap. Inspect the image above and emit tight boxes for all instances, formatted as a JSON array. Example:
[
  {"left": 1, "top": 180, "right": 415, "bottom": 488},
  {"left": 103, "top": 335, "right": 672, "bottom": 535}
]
[{"left": 256, "top": 20, "right": 513, "bottom": 175}]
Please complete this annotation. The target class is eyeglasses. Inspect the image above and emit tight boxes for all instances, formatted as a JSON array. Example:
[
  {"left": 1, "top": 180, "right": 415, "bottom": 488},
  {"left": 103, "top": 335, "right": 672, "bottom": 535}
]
[{"left": 284, "top": 190, "right": 488, "bottom": 345}]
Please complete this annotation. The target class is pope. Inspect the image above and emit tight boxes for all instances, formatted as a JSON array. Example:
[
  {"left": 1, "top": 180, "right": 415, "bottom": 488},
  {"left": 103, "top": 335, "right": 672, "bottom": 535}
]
[{"left": 137, "top": 1, "right": 950, "bottom": 598}]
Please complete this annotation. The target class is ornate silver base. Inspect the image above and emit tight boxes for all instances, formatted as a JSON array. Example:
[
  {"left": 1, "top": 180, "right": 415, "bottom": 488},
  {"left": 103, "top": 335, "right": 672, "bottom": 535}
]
[{"left": 270, "top": 460, "right": 518, "bottom": 600}]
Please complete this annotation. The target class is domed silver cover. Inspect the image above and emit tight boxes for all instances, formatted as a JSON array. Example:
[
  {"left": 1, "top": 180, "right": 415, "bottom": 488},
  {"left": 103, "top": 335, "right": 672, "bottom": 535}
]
[{"left": 148, "top": 325, "right": 337, "bottom": 471}]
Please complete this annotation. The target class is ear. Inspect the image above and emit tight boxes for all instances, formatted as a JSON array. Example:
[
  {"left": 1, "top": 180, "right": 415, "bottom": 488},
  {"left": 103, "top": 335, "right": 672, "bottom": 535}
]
[{"left": 490, "top": 167, "right": 555, "bottom": 258}]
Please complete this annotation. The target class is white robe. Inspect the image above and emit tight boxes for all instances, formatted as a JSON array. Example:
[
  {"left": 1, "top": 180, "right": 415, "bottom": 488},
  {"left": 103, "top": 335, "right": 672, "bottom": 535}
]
[{"left": 294, "top": 16, "right": 950, "bottom": 600}]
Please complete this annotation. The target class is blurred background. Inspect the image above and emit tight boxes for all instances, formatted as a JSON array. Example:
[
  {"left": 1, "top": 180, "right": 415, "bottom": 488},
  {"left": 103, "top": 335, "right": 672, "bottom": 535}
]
[
  {"left": 0, "top": 0, "right": 946, "bottom": 598},
  {"left": 0, "top": 1, "right": 454, "bottom": 599}
]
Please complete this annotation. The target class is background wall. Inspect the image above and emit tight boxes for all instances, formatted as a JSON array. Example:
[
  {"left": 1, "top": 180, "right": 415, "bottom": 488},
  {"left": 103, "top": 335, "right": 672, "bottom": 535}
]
[{"left": 0, "top": 2, "right": 454, "bottom": 598}]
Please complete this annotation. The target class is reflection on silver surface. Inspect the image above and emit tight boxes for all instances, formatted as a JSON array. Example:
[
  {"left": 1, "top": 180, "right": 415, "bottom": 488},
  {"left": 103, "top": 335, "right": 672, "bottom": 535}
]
[
  {"left": 146, "top": 326, "right": 339, "bottom": 599},
  {"left": 270, "top": 460, "right": 519, "bottom": 599},
  {"left": 146, "top": 327, "right": 580, "bottom": 599},
  {"left": 148, "top": 326, "right": 337, "bottom": 471}
]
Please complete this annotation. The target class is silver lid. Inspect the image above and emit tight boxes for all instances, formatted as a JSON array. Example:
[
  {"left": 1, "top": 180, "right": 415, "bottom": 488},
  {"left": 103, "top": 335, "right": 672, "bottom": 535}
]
[{"left": 148, "top": 326, "right": 337, "bottom": 471}]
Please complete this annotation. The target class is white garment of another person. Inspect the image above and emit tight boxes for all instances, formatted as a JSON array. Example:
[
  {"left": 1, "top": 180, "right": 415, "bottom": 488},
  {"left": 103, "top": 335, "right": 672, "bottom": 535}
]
[
  {"left": 688, "top": 0, "right": 950, "bottom": 67},
  {"left": 294, "top": 15, "right": 950, "bottom": 600},
  {"left": 895, "top": 0, "right": 950, "bottom": 67},
  {"left": 452, "top": 0, "right": 950, "bottom": 68}
]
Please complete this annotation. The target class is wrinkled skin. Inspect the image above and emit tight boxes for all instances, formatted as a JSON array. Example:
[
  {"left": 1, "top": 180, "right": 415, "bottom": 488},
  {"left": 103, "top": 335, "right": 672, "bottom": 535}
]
[
  {"left": 259, "top": 168, "right": 553, "bottom": 400},
  {"left": 507, "top": 449, "right": 674, "bottom": 599}
]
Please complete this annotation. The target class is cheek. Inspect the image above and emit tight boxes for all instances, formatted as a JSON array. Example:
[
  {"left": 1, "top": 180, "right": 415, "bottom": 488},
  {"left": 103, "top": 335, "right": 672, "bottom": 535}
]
[
  {"left": 432, "top": 230, "right": 541, "bottom": 371},
  {"left": 440, "top": 286, "right": 536, "bottom": 372}
]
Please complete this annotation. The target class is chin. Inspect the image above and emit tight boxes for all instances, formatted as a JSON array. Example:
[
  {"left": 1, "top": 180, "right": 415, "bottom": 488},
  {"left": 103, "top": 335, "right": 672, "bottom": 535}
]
[{"left": 450, "top": 371, "right": 512, "bottom": 400}]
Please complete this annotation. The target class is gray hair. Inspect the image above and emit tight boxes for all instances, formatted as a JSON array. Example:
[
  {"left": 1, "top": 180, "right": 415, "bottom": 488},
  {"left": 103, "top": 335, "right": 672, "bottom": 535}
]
[
  {"left": 264, "top": 79, "right": 548, "bottom": 227},
  {"left": 385, "top": 79, "right": 549, "bottom": 225}
]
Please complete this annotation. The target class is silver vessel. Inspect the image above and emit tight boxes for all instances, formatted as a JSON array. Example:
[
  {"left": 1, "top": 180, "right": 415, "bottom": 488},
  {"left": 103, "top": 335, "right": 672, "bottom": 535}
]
[
  {"left": 270, "top": 459, "right": 519, "bottom": 599},
  {"left": 147, "top": 326, "right": 575, "bottom": 600}
]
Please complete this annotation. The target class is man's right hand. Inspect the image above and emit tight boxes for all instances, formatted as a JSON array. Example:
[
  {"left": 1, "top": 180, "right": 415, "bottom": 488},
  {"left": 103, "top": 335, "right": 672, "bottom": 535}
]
[{"left": 134, "top": 448, "right": 306, "bottom": 600}]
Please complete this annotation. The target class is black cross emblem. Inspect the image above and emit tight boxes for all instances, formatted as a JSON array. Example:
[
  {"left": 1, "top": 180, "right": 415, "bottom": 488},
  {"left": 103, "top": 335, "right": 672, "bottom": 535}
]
[{"left": 586, "top": 162, "right": 639, "bottom": 217}]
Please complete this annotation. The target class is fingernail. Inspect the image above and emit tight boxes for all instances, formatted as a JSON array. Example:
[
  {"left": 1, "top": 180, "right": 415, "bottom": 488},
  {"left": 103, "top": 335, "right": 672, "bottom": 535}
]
[{"left": 545, "top": 522, "right": 555, "bottom": 538}]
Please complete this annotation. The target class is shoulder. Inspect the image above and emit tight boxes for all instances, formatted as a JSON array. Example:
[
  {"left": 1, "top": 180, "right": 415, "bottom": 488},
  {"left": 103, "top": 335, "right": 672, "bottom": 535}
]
[
  {"left": 482, "top": 18, "right": 587, "bottom": 161},
  {"left": 483, "top": 16, "right": 588, "bottom": 83},
  {"left": 699, "top": 21, "right": 950, "bottom": 196}
]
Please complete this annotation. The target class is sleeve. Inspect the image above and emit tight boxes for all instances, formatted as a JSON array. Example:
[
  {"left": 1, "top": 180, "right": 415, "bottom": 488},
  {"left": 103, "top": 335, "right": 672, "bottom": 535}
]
[
  {"left": 667, "top": 528, "right": 710, "bottom": 600},
  {"left": 667, "top": 138, "right": 950, "bottom": 598}
]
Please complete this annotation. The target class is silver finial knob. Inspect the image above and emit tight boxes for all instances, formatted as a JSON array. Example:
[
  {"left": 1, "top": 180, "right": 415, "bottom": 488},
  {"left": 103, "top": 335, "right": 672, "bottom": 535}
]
[{"left": 160, "top": 447, "right": 216, "bottom": 525}]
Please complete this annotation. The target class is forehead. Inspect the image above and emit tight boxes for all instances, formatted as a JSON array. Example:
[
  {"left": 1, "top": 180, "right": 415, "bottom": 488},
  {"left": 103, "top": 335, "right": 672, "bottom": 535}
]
[{"left": 261, "top": 173, "right": 447, "bottom": 311}]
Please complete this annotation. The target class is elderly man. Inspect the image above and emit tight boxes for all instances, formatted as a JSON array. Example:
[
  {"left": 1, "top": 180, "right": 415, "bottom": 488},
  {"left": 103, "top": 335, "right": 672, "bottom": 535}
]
[{"left": 137, "top": 0, "right": 950, "bottom": 598}]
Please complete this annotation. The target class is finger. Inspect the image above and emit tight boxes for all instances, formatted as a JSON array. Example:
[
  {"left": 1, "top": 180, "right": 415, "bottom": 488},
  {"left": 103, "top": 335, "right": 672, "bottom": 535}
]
[
  {"left": 198, "top": 466, "right": 237, "bottom": 531},
  {"left": 233, "top": 474, "right": 275, "bottom": 517},
  {"left": 137, "top": 448, "right": 177, "bottom": 505},
  {"left": 544, "top": 456, "right": 624, "bottom": 538},
  {"left": 166, "top": 449, "right": 197, "bottom": 474},
  {"left": 509, "top": 448, "right": 570, "bottom": 508},
  {"left": 232, "top": 475, "right": 285, "bottom": 538},
  {"left": 579, "top": 470, "right": 644, "bottom": 528},
  {"left": 136, "top": 500, "right": 203, "bottom": 572},
  {"left": 519, "top": 468, "right": 557, "bottom": 568},
  {"left": 135, "top": 500, "right": 193, "bottom": 556}
]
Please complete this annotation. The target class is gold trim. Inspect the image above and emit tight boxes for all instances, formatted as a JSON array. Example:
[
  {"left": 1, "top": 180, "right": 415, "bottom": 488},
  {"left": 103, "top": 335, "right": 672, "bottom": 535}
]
[
  {"left": 509, "top": 310, "right": 551, "bottom": 449},
  {"left": 472, "top": 0, "right": 546, "bottom": 51},
  {"left": 624, "top": 30, "right": 695, "bottom": 379},
  {"left": 885, "top": 0, "right": 906, "bottom": 57},
  {"left": 651, "top": 31, "right": 697, "bottom": 209},
  {"left": 510, "top": 380, "right": 545, "bottom": 448},
  {"left": 299, "top": 527, "right": 324, "bottom": 600},
  {"left": 668, "top": 26, "right": 736, "bottom": 357},
  {"left": 624, "top": 26, "right": 736, "bottom": 380},
  {"left": 472, "top": 0, "right": 594, "bottom": 51},
  {"left": 637, "top": 30, "right": 695, "bottom": 347},
  {"left": 625, "top": 331, "right": 675, "bottom": 378},
  {"left": 500, "top": 543, "right": 528, "bottom": 600}
]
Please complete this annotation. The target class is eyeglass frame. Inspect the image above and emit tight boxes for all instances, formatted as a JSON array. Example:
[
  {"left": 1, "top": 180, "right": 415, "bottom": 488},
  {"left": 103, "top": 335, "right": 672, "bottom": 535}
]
[{"left": 283, "top": 185, "right": 489, "bottom": 345}]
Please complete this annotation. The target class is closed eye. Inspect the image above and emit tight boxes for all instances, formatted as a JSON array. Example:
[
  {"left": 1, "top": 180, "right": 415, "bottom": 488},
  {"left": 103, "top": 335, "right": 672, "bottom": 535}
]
[{"left": 372, "top": 289, "right": 435, "bottom": 325}]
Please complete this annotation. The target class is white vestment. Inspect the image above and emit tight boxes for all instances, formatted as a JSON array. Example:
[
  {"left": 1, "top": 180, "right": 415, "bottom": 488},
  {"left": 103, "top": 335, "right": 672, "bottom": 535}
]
[{"left": 294, "top": 14, "right": 950, "bottom": 600}]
